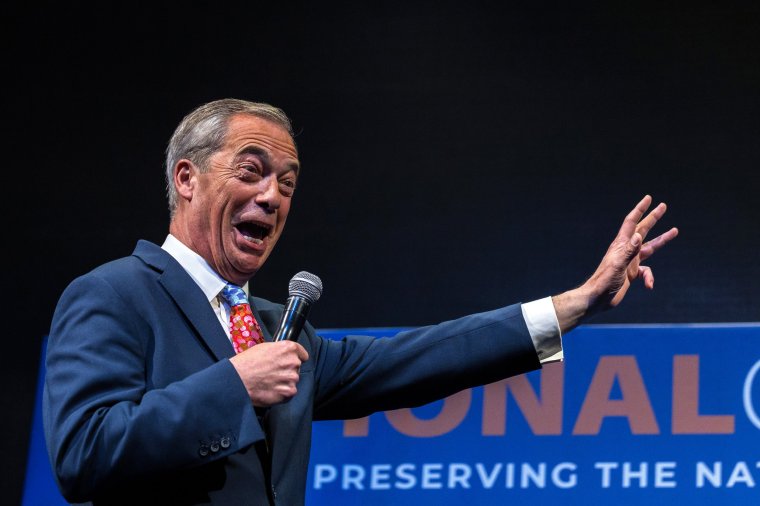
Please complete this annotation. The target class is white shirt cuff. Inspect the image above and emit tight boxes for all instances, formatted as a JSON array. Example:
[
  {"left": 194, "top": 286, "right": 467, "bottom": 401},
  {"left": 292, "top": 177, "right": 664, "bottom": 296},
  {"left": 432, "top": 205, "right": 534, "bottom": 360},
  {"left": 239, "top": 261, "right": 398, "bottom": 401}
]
[{"left": 521, "top": 297, "right": 563, "bottom": 363}]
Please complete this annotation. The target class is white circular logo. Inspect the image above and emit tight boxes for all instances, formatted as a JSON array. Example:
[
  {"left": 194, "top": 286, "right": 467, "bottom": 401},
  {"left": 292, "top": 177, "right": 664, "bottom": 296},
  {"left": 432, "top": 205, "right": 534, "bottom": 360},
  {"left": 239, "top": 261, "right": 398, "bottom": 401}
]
[{"left": 743, "top": 359, "right": 760, "bottom": 430}]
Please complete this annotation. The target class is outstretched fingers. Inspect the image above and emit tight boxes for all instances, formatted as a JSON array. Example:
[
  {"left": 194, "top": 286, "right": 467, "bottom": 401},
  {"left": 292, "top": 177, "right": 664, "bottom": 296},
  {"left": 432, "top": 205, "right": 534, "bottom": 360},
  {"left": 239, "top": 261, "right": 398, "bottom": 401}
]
[
  {"left": 639, "top": 226, "right": 679, "bottom": 261},
  {"left": 589, "top": 194, "right": 678, "bottom": 313},
  {"left": 618, "top": 195, "right": 653, "bottom": 241},
  {"left": 636, "top": 202, "right": 668, "bottom": 240},
  {"left": 638, "top": 265, "right": 655, "bottom": 289}
]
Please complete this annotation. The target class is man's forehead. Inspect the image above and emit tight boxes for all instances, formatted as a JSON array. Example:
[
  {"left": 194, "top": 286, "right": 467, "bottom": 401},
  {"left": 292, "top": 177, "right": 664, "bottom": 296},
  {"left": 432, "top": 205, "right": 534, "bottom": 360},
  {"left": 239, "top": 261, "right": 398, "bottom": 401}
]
[{"left": 226, "top": 114, "right": 299, "bottom": 161}]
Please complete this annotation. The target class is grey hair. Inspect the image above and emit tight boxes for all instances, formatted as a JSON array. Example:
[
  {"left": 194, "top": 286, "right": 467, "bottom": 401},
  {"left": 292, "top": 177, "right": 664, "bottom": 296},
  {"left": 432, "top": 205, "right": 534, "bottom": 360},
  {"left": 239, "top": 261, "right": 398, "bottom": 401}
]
[{"left": 165, "top": 98, "right": 296, "bottom": 218}]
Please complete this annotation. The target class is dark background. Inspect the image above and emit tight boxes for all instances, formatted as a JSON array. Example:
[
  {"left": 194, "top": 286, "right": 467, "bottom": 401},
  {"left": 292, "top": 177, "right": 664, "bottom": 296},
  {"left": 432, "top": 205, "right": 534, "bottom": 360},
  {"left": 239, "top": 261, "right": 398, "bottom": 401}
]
[{"left": 5, "top": 2, "right": 758, "bottom": 503}]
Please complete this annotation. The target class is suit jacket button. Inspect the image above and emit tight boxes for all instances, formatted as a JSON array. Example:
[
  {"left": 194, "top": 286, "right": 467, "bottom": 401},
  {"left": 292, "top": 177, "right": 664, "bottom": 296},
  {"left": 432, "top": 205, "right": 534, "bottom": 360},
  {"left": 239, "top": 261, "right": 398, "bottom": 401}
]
[
  {"left": 220, "top": 437, "right": 231, "bottom": 449},
  {"left": 199, "top": 445, "right": 209, "bottom": 457},
  {"left": 210, "top": 441, "right": 220, "bottom": 453}
]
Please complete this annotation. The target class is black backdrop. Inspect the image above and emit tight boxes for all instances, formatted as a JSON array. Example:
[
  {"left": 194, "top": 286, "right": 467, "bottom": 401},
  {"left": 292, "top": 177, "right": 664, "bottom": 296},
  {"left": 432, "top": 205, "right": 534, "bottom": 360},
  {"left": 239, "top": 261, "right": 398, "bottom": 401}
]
[{"left": 5, "top": 2, "right": 758, "bottom": 503}]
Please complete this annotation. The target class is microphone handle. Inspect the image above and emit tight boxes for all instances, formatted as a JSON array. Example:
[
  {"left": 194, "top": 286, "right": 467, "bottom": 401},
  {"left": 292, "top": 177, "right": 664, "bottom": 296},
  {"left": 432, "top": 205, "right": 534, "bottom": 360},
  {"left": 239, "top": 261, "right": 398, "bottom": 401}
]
[{"left": 273, "top": 296, "right": 311, "bottom": 341}]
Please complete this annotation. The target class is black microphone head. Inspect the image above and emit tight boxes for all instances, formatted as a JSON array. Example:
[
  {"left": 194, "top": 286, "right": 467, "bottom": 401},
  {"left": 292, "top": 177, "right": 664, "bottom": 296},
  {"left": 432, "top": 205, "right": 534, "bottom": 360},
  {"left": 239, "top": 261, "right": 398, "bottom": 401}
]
[{"left": 288, "top": 271, "right": 323, "bottom": 304}]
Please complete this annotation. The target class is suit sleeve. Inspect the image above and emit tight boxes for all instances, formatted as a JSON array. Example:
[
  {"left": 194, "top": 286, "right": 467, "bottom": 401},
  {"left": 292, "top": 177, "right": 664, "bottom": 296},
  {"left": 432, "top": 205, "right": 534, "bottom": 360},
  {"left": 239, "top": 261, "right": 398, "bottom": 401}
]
[
  {"left": 310, "top": 303, "right": 541, "bottom": 421},
  {"left": 42, "top": 274, "right": 263, "bottom": 502}
]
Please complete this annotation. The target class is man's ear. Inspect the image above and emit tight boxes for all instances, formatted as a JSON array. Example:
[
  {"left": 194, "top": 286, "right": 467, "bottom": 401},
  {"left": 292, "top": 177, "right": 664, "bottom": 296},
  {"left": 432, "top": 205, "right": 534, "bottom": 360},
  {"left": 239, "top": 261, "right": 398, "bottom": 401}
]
[{"left": 174, "top": 160, "right": 196, "bottom": 201}]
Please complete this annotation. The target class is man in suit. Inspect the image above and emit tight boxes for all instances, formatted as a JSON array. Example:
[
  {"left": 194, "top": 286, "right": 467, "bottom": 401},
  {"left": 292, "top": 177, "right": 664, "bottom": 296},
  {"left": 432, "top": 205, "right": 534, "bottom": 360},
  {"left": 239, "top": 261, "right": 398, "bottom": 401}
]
[{"left": 43, "top": 98, "right": 678, "bottom": 505}]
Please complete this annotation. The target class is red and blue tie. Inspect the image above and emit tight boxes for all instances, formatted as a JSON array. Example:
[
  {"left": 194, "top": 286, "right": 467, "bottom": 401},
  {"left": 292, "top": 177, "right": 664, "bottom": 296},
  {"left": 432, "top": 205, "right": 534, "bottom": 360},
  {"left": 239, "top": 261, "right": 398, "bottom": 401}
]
[{"left": 220, "top": 284, "right": 265, "bottom": 353}]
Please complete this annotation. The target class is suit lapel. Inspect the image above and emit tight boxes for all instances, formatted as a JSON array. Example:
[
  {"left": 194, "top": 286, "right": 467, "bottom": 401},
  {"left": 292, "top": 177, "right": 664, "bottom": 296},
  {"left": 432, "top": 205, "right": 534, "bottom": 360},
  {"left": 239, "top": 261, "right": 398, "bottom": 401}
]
[
  {"left": 133, "top": 240, "right": 235, "bottom": 361},
  {"left": 160, "top": 260, "right": 236, "bottom": 361}
]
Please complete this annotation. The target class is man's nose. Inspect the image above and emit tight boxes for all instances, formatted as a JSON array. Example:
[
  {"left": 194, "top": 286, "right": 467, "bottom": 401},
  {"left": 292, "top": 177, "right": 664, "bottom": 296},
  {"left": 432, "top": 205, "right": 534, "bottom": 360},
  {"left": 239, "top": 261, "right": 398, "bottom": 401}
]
[{"left": 254, "top": 175, "right": 281, "bottom": 210}]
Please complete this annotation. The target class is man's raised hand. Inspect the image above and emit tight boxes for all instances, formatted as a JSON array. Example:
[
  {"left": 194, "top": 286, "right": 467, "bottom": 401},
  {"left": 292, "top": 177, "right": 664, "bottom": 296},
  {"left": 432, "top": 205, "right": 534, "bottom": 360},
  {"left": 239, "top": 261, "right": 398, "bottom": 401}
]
[{"left": 553, "top": 195, "right": 679, "bottom": 333}]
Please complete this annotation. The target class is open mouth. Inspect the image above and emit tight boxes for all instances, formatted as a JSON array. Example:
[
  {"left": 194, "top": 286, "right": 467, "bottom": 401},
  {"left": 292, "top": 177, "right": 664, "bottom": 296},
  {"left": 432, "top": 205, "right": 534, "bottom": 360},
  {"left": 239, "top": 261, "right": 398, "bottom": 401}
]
[{"left": 236, "top": 222, "right": 272, "bottom": 245}]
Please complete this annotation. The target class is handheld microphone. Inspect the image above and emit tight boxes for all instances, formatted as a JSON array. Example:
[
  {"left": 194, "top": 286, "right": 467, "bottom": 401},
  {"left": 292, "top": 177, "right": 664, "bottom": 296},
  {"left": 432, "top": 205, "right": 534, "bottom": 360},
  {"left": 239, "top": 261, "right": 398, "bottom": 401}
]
[{"left": 273, "top": 271, "right": 323, "bottom": 342}]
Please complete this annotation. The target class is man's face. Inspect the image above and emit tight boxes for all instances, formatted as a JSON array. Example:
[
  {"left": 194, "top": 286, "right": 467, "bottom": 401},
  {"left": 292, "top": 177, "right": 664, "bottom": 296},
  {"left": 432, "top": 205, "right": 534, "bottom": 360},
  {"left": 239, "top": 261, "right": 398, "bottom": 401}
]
[{"left": 181, "top": 114, "right": 300, "bottom": 285}]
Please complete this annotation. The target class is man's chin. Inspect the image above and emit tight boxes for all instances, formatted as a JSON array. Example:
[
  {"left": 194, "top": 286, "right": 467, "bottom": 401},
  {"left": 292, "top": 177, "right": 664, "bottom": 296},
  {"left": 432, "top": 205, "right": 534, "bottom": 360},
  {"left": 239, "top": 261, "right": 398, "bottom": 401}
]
[
  {"left": 233, "top": 251, "right": 269, "bottom": 277},
  {"left": 226, "top": 237, "right": 277, "bottom": 278}
]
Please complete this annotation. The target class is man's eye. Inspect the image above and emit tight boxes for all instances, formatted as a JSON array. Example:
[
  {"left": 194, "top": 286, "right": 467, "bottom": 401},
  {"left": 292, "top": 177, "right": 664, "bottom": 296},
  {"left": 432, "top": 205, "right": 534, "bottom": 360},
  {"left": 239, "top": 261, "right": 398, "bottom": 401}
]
[
  {"left": 279, "top": 178, "right": 296, "bottom": 195},
  {"left": 239, "top": 163, "right": 263, "bottom": 176}
]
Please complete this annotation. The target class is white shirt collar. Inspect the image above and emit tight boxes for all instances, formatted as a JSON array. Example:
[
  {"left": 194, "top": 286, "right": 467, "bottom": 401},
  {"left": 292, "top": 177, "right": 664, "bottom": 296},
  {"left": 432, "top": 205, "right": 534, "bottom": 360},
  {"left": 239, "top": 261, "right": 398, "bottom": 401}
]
[{"left": 161, "top": 234, "right": 250, "bottom": 301}]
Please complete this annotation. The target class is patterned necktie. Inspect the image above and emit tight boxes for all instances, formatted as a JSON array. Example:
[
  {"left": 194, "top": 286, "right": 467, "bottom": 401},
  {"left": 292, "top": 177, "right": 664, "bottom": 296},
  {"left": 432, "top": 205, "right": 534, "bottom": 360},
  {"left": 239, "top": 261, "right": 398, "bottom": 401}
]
[{"left": 220, "top": 283, "right": 265, "bottom": 353}]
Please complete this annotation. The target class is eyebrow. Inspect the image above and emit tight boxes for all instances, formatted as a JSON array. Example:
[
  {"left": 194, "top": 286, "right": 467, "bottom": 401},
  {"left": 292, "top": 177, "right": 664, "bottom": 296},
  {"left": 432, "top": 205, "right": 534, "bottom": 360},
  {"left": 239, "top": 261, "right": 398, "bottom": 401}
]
[{"left": 240, "top": 146, "right": 300, "bottom": 175}]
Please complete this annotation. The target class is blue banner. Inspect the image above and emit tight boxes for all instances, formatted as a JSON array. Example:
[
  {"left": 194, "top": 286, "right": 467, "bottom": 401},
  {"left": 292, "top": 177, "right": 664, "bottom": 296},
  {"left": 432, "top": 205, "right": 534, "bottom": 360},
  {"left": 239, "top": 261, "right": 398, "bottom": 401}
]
[
  {"left": 25, "top": 324, "right": 760, "bottom": 505},
  {"left": 306, "top": 324, "right": 760, "bottom": 505}
]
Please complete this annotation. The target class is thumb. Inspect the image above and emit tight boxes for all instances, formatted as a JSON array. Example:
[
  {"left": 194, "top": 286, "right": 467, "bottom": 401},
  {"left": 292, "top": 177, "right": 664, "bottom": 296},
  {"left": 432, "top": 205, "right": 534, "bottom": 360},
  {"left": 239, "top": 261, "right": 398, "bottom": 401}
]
[{"left": 625, "top": 232, "right": 643, "bottom": 261}]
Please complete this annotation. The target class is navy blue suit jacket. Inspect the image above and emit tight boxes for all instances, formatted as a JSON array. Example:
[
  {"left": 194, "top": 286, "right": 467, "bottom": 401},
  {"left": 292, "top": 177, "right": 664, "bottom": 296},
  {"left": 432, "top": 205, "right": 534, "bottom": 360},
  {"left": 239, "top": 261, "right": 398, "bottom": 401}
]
[{"left": 43, "top": 240, "right": 541, "bottom": 505}]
